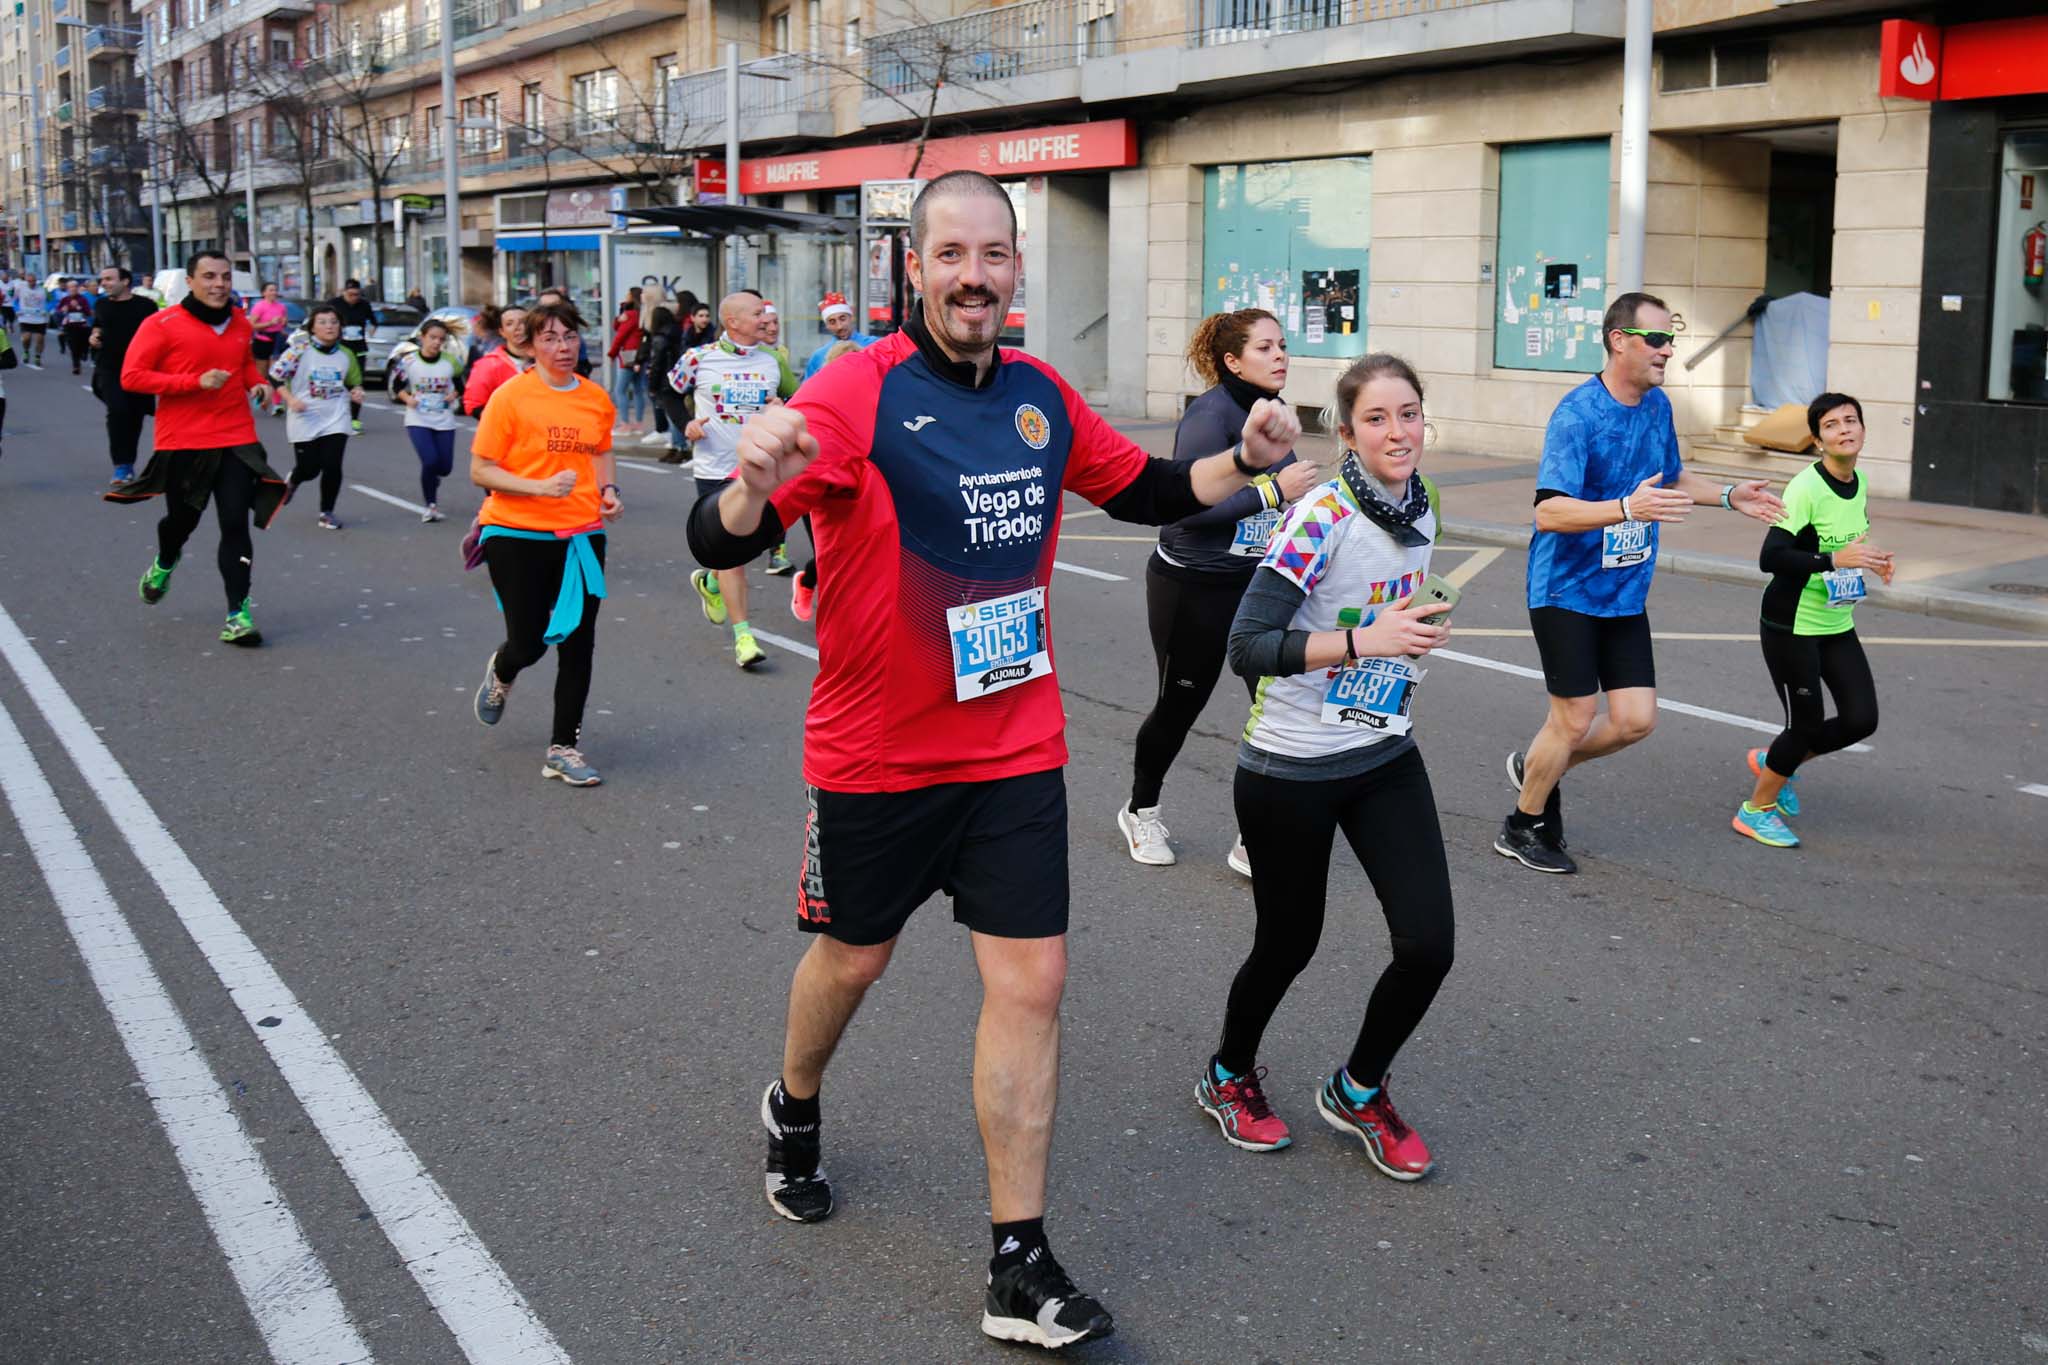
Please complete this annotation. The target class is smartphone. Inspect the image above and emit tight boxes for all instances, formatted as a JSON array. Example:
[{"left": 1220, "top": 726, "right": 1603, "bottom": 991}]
[{"left": 1416, "top": 573, "right": 1460, "bottom": 626}]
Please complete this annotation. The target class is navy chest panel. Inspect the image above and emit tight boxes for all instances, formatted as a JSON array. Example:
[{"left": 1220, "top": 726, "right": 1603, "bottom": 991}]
[{"left": 868, "top": 356, "right": 1071, "bottom": 578}]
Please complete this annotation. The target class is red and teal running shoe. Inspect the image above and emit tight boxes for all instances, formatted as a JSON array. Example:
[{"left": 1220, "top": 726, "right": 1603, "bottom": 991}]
[
  {"left": 1317, "top": 1072, "right": 1433, "bottom": 1181},
  {"left": 1196, "top": 1063, "right": 1291, "bottom": 1152}
]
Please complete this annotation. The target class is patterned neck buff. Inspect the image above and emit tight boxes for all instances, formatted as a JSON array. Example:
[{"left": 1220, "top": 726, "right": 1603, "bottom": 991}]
[{"left": 1339, "top": 451, "right": 1432, "bottom": 548}]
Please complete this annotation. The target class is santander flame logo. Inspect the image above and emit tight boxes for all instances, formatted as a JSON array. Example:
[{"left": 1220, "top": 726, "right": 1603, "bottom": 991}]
[{"left": 1899, "top": 34, "right": 1935, "bottom": 86}]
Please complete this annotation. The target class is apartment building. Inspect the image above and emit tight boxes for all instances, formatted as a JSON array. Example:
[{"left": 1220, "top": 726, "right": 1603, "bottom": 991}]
[{"left": 0, "top": 0, "right": 151, "bottom": 276}]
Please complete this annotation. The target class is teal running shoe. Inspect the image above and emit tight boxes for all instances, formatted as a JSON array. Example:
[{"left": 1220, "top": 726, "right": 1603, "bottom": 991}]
[
  {"left": 219, "top": 599, "right": 262, "bottom": 647},
  {"left": 1731, "top": 802, "right": 1799, "bottom": 848},
  {"left": 1747, "top": 749, "right": 1799, "bottom": 816}
]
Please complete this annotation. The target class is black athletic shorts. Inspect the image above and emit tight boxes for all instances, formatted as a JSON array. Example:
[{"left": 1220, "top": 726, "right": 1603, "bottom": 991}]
[
  {"left": 1528, "top": 606, "right": 1656, "bottom": 698},
  {"left": 694, "top": 475, "right": 730, "bottom": 503},
  {"left": 19, "top": 321, "right": 45, "bottom": 335},
  {"left": 797, "top": 768, "right": 1069, "bottom": 945}
]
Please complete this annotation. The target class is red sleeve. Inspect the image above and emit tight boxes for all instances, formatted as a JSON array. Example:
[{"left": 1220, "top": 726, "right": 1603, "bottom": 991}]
[
  {"left": 772, "top": 343, "right": 888, "bottom": 525},
  {"left": 465, "top": 356, "right": 503, "bottom": 415},
  {"left": 120, "top": 314, "right": 200, "bottom": 396},
  {"left": 1027, "top": 355, "right": 1147, "bottom": 505},
  {"left": 472, "top": 376, "right": 520, "bottom": 462}
]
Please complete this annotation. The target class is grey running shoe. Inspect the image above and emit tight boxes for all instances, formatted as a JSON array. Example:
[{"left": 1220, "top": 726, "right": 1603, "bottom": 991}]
[
  {"left": 474, "top": 653, "right": 511, "bottom": 726},
  {"left": 542, "top": 745, "right": 602, "bottom": 786}
]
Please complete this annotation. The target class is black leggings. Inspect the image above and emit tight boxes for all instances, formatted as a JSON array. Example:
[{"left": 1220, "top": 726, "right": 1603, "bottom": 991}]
[
  {"left": 484, "top": 534, "right": 605, "bottom": 749},
  {"left": 1760, "top": 626, "right": 1878, "bottom": 778},
  {"left": 1131, "top": 558, "right": 1256, "bottom": 810},
  {"left": 287, "top": 433, "right": 348, "bottom": 514},
  {"left": 158, "top": 454, "right": 259, "bottom": 610},
  {"left": 1220, "top": 746, "right": 1456, "bottom": 1083},
  {"left": 105, "top": 395, "right": 146, "bottom": 468}
]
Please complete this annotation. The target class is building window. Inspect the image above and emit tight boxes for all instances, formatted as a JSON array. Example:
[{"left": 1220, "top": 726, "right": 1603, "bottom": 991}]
[
  {"left": 653, "top": 54, "right": 679, "bottom": 138},
  {"left": 1661, "top": 39, "right": 1769, "bottom": 93},
  {"left": 1202, "top": 157, "right": 1372, "bottom": 362},
  {"left": 381, "top": 111, "right": 411, "bottom": 157},
  {"left": 573, "top": 68, "right": 618, "bottom": 132},
  {"left": 374, "top": 4, "right": 405, "bottom": 60},
  {"left": 461, "top": 91, "right": 501, "bottom": 152},
  {"left": 770, "top": 8, "right": 790, "bottom": 53},
  {"left": 425, "top": 103, "right": 441, "bottom": 157},
  {"left": 270, "top": 33, "right": 292, "bottom": 63},
  {"left": 1080, "top": 0, "right": 1115, "bottom": 57},
  {"left": 521, "top": 81, "right": 544, "bottom": 142},
  {"left": 805, "top": 0, "right": 819, "bottom": 53},
  {"left": 1493, "top": 139, "right": 1609, "bottom": 373},
  {"left": 845, "top": 13, "right": 859, "bottom": 53},
  {"left": 1992, "top": 128, "right": 2048, "bottom": 403}
]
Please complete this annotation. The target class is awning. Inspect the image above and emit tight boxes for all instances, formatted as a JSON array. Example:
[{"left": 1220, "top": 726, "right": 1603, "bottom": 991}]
[
  {"left": 621, "top": 205, "right": 855, "bottom": 237},
  {"left": 496, "top": 232, "right": 604, "bottom": 252}
]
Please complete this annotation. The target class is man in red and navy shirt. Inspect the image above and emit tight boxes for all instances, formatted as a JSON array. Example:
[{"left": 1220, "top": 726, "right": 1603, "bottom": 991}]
[
  {"left": 689, "top": 170, "right": 1299, "bottom": 1350},
  {"left": 107, "top": 250, "right": 284, "bottom": 646}
]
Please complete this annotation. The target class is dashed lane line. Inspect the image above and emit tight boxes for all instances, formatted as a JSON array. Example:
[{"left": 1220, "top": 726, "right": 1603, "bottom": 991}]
[
  {"left": 350, "top": 482, "right": 430, "bottom": 516},
  {"left": 2020, "top": 784, "right": 2048, "bottom": 799},
  {"left": 1053, "top": 560, "right": 1128, "bottom": 582},
  {"left": 751, "top": 627, "right": 820, "bottom": 661},
  {"left": 0, "top": 605, "right": 572, "bottom": 1365},
  {"left": 1442, "top": 547, "right": 1503, "bottom": 591},
  {"left": 1431, "top": 647, "right": 1872, "bottom": 752},
  {"left": 0, "top": 693, "right": 376, "bottom": 1365}
]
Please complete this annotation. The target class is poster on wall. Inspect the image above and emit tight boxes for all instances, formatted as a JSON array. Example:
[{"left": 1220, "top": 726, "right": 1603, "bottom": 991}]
[
  {"left": 1202, "top": 157, "right": 1372, "bottom": 361},
  {"left": 1493, "top": 139, "right": 1609, "bottom": 374}
]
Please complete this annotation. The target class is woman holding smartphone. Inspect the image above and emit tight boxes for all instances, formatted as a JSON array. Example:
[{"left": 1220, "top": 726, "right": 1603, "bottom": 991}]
[{"left": 1200, "top": 353, "right": 1455, "bottom": 1182}]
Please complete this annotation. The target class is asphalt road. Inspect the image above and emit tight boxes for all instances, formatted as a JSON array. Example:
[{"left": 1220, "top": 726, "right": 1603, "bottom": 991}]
[{"left": 2, "top": 359, "right": 2045, "bottom": 1364}]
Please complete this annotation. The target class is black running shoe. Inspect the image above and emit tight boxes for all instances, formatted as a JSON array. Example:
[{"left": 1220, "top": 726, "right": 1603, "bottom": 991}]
[
  {"left": 760, "top": 1081, "right": 835, "bottom": 1223},
  {"left": 1494, "top": 816, "right": 1577, "bottom": 874},
  {"left": 982, "top": 1250, "right": 1114, "bottom": 1350},
  {"left": 1504, "top": 751, "right": 1567, "bottom": 850}
]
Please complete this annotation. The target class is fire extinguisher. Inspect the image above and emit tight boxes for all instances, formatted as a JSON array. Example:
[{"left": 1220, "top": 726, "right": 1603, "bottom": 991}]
[{"left": 2026, "top": 221, "right": 2047, "bottom": 291}]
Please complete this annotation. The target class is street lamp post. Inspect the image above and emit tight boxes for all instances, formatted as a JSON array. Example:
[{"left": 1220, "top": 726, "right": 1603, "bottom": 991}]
[{"left": 438, "top": 0, "right": 461, "bottom": 307}]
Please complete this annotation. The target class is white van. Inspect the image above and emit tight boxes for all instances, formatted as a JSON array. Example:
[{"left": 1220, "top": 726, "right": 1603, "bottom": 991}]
[{"left": 147, "top": 266, "right": 259, "bottom": 307}]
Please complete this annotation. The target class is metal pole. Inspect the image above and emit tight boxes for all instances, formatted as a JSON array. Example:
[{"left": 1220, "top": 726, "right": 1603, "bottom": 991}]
[
  {"left": 143, "top": 18, "right": 164, "bottom": 275},
  {"left": 26, "top": 22, "right": 48, "bottom": 273},
  {"left": 724, "top": 41, "right": 739, "bottom": 291},
  {"left": 439, "top": 0, "right": 461, "bottom": 307},
  {"left": 1616, "top": 0, "right": 1651, "bottom": 294},
  {"left": 244, "top": 127, "right": 259, "bottom": 280}
]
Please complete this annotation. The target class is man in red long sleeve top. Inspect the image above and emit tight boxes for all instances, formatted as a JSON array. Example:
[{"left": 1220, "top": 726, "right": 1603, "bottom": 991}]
[{"left": 106, "top": 251, "right": 284, "bottom": 646}]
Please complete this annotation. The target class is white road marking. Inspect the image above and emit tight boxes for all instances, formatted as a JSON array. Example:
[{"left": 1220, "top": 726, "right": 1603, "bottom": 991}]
[
  {"left": 0, "top": 696, "right": 376, "bottom": 1365},
  {"left": 362, "top": 400, "right": 400, "bottom": 413},
  {"left": 2020, "top": 783, "right": 2048, "bottom": 799},
  {"left": 0, "top": 606, "right": 571, "bottom": 1365},
  {"left": 615, "top": 458, "right": 675, "bottom": 475},
  {"left": 1441, "top": 547, "right": 1503, "bottom": 591},
  {"left": 750, "top": 627, "right": 819, "bottom": 661},
  {"left": 1430, "top": 647, "right": 1872, "bottom": 752},
  {"left": 350, "top": 482, "right": 430, "bottom": 516},
  {"left": 1061, "top": 507, "right": 1107, "bottom": 521},
  {"left": 1053, "top": 560, "right": 1128, "bottom": 582}
]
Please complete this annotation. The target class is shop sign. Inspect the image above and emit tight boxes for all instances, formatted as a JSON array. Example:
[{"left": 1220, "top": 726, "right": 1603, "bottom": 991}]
[
  {"left": 694, "top": 159, "right": 727, "bottom": 204},
  {"left": 1879, "top": 15, "right": 2048, "bottom": 102},
  {"left": 399, "top": 193, "right": 435, "bottom": 211},
  {"left": 738, "top": 119, "right": 1137, "bottom": 195},
  {"left": 1878, "top": 19, "right": 1939, "bottom": 100},
  {"left": 545, "top": 187, "right": 614, "bottom": 226}
]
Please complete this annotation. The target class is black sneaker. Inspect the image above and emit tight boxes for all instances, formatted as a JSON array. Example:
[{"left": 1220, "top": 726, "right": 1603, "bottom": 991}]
[
  {"left": 760, "top": 1081, "right": 835, "bottom": 1223},
  {"left": 1505, "top": 751, "right": 1567, "bottom": 850},
  {"left": 1494, "top": 816, "right": 1577, "bottom": 874},
  {"left": 982, "top": 1250, "right": 1114, "bottom": 1350}
]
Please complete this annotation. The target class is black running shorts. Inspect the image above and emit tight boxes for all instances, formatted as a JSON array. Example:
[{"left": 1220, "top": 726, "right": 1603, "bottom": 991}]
[
  {"left": 694, "top": 475, "right": 730, "bottom": 503},
  {"left": 1528, "top": 606, "right": 1655, "bottom": 698},
  {"left": 797, "top": 768, "right": 1070, "bottom": 945},
  {"left": 19, "top": 321, "right": 45, "bottom": 335}
]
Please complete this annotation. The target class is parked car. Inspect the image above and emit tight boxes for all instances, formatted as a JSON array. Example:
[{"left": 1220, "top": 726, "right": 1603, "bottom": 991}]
[
  {"left": 403, "top": 304, "right": 482, "bottom": 366},
  {"left": 145, "top": 267, "right": 259, "bottom": 308},
  {"left": 362, "top": 302, "right": 423, "bottom": 385}
]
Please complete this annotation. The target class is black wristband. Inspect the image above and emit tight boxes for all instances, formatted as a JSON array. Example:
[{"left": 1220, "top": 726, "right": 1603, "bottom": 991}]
[
  {"left": 1231, "top": 442, "right": 1257, "bottom": 478},
  {"left": 601, "top": 482, "right": 621, "bottom": 495},
  {"left": 1344, "top": 627, "right": 1358, "bottom": 661}
]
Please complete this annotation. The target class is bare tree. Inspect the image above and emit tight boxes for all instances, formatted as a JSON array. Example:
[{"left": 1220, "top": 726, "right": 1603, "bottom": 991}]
[
  {"left": 152, "top": 37, "right": 243, "bottom": 260},
  {"left": 510, "top": 40, "right": 703, "bottom": 209},
  {"left": 298, "top": 45, "right": 424, "bottom": 291}
]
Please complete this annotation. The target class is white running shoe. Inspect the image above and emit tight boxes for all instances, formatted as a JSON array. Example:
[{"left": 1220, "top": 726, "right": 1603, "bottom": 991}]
[
  {"left": 638, "top": 430, "right": 669, "bottom": 446},
  {"left": 1117, "top": 804, "right": 1176, "bottom": 866},
  {"left": 1227, "top": 835, "right": 1252, "bottom": 879}
]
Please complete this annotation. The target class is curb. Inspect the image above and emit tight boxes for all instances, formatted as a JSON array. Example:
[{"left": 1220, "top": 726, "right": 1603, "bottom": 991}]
[{"left": 1438, "top": 517, "right": 2048, "bottom": 638}]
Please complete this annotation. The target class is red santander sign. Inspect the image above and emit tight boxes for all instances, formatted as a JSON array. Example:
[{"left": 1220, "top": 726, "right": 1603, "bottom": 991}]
[
  {"left": 739, "top": 119, "right": 1137, "bottom": 196},
  {"left": 1878, "top": 18, "right": 1939, "bottom": 100},
  {"left": 1879, "top": 14, "right": 2048, "bottom": 102}
]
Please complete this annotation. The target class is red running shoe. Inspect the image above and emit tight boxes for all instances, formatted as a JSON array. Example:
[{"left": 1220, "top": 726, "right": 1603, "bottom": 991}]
[
  {"left": 791, "top": 575, "right": 815, "bottom": 623},
  {"left": 1316, "top": 1072, "right": 1433, "bottom": 1180},
  {"left": 1196, "top": 1063, "right": 1291, "bottom": 1152}
]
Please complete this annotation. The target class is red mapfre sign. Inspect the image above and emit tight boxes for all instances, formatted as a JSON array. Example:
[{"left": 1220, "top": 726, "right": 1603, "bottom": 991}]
[
  {"left": 739, "top": 119, "right": 1138, "bottom": 195},
  {"left": 1879, "top": 14, "right": 2048, "bottom": 102}
]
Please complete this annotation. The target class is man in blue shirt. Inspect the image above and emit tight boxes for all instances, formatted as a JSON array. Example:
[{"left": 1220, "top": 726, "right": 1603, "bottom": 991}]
[
  {"left": 801, "top": 292, "right": 872, "bottom": 381},
  {"left": 1495, "top": 291, "right": 1783, "bottom": 874}
]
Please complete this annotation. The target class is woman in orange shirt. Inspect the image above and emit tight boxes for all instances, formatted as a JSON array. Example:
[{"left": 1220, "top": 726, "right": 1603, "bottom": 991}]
[{"left": 468, "top": 299, "right": 622, "bottom": 786}]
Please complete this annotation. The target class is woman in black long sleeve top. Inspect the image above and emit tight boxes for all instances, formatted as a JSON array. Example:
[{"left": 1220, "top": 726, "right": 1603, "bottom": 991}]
[{"left": 1117, "top": 309, "right": 1318, "bottom": 875}]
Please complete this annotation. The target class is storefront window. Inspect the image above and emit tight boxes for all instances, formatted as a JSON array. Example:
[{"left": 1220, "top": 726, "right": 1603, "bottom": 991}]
[
  {"left": 1494, "top": 139, "right": 1610, "bottom": 374},
  {"left": 1990, "top": 128, "right": 2048, "bottom": 403},
  {"left": 501, "top": 248, "right": 602, "bottom": 313},
  {"left": 1202, "top": 157, "right": 1371, "bottom": 361}
]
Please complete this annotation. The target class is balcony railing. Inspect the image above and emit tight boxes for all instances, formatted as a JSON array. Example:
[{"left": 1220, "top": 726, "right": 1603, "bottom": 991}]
[
  {"left": 87, "top": 82, "right": 146, "bottom": 112},
  {"left": 55, "top": 101, "right": 75, "bottom": 122},
  {"left": 1189, "top": 0, "right": 1495, "bottom": 47},
  {"left": 61, "top": 211, "right": 80, "bottom": 232},
  {"left": 154, "top": 0, "right": 317, "bottom": 65},
  {"left": 866, "top": 0, "right": 1080, "bottom": 96},
  {"left": 88, "top": 144, "right": 122, "bottom": 168},
  {"left": 60, "top": 157, "right": 79, "bottom": 176},
  {"left": 668, "top": 54, "right": 830, "bottom": 137},
  {"left": 309, "top": 112, "right": 678, "bottom": 193},
  {"left": 81, "top": 25, "right": 141, "bottom": 56},
  {"left": 54, "top": 43, "right": 71, "bottom": 67}
]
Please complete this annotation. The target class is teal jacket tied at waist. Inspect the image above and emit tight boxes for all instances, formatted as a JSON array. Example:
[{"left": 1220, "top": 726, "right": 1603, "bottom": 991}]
[{"left": 478, "top": 526, "right": 606, "bottom": 644}]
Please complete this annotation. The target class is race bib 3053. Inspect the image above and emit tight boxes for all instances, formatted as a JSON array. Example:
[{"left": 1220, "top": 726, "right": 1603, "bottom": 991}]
[{"left": 947, "top": 587, "right": 1050, "bottom": 701}]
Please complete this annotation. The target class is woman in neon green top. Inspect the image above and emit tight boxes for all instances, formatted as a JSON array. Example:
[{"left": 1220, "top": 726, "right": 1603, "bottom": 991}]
[{"left": 1733, "top": 392, "right": 1895, "bottom": 848}]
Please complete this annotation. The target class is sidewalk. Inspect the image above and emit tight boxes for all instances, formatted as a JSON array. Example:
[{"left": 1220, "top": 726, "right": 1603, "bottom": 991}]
[{"left": 1107, "top": 419, "right": 2048, "bottom": 636}]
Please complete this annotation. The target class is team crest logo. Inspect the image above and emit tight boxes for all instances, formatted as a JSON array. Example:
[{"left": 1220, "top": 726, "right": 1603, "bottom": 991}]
[{"left": 1014, "top": 403, "right": 1051, "bottom": 450}]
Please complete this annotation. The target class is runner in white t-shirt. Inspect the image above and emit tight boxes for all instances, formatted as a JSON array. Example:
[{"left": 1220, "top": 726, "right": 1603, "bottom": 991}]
[
  {"left": 390, "top": 317, "right": 465, "bottom": 523},
  {"left": 14, "top": 279, "right": 50, "bottom": 368},
  {"left": 270, "top": 304, "right": 364, "bottom": 529}
]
